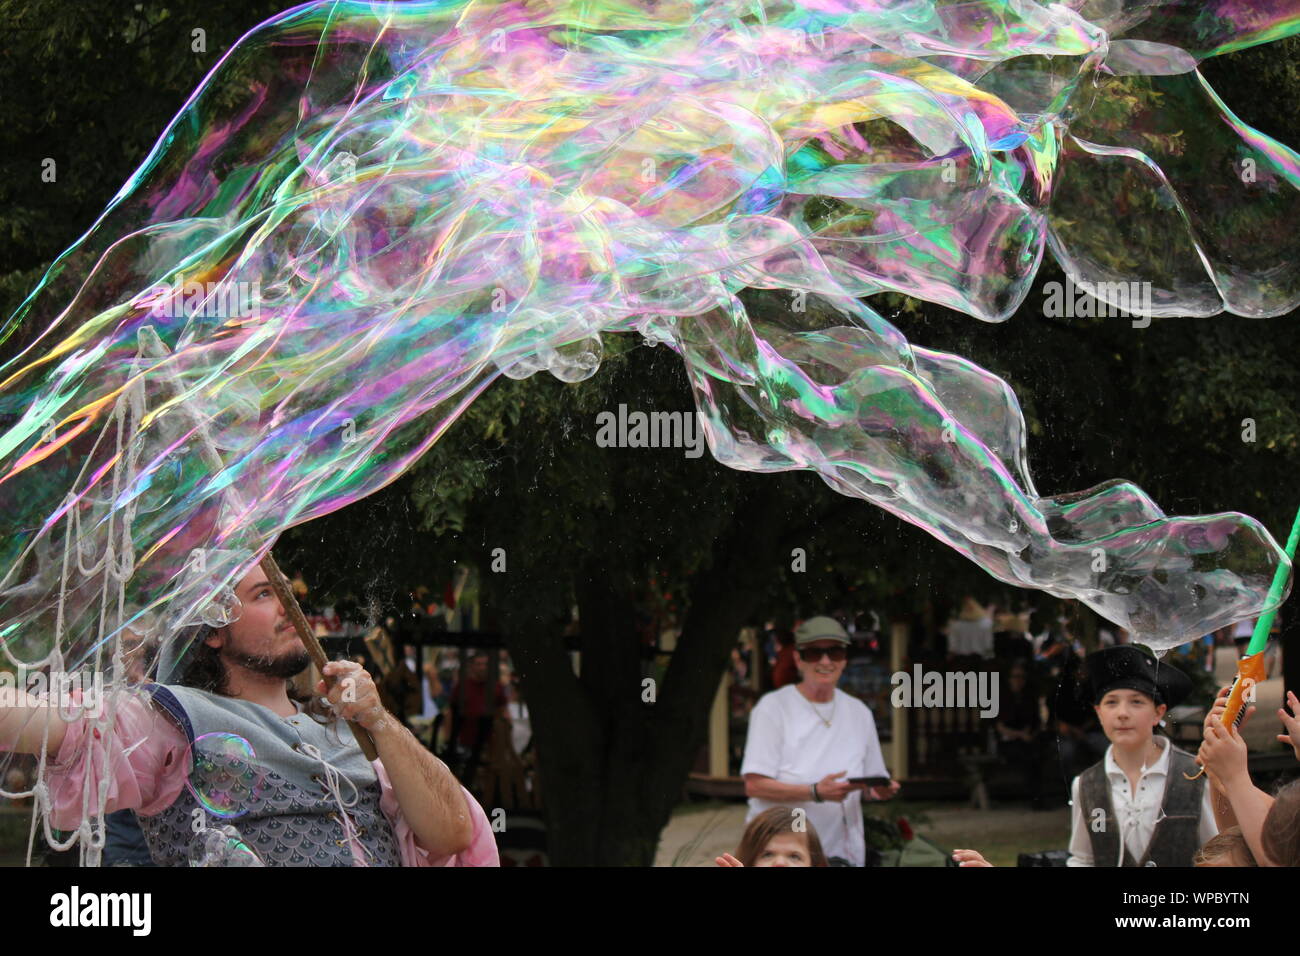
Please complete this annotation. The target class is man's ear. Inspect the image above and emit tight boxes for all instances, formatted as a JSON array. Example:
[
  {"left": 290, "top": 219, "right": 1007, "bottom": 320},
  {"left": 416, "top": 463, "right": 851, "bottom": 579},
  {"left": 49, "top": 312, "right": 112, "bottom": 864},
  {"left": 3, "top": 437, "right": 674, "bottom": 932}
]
[{"left": 205, "top": 627, "right": 227, "bottom": 650}]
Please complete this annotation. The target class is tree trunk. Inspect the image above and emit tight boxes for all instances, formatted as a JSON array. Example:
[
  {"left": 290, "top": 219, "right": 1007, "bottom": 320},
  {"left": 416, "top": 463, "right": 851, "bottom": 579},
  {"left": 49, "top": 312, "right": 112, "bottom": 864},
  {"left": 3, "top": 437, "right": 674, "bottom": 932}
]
[{"left": 491, "top": 486, "right": 782, "bottom": 864}]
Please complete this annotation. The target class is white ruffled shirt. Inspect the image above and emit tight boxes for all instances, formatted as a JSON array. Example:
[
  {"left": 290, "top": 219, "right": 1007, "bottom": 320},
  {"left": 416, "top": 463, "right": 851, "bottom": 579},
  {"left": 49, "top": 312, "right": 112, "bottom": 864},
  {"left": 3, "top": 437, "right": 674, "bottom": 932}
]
[{"left": 1067, "top": 736, "right": 1217, "bottom": 866}]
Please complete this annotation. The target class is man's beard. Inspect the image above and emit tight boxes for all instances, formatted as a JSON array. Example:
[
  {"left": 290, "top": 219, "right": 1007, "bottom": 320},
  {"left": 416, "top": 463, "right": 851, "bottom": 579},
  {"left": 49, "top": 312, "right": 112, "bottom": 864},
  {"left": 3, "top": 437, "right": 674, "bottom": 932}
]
[{"left": 222, "top": 647, "right": 311, "bottom": 680}]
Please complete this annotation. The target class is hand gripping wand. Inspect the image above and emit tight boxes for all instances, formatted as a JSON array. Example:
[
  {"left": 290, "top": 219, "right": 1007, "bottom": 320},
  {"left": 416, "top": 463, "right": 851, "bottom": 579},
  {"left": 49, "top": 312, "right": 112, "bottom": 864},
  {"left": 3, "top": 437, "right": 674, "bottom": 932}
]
[{"left": 1187, "top": 504, "right": 1300, "bottom": 780}]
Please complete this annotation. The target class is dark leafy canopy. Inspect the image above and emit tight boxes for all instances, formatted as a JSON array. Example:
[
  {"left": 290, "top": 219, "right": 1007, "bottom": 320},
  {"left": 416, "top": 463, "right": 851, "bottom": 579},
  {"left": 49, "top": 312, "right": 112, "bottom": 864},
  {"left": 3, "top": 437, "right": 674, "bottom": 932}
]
[
  {"left": 1, "top": 4, "right": 1298, "bottom": 864},
  {"left": 0, "top": 0, "right": 290, "bottom": 350}
]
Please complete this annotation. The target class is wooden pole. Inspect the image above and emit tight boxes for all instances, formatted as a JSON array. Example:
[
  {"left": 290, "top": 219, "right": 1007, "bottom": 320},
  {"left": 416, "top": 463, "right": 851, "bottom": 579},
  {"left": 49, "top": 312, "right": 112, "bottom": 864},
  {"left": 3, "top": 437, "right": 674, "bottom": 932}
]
[
  {"left": 890, "top": 620, "right": 909, "bottom": 781},
  {"left": 138, "top": 326, "right": 378, "bottom": 760},
  {"left": 708, "top": 673, "right": 729, "bottom": 778},
  {"left": 259, "top": 554, "right": 379, "bottom": 760}
]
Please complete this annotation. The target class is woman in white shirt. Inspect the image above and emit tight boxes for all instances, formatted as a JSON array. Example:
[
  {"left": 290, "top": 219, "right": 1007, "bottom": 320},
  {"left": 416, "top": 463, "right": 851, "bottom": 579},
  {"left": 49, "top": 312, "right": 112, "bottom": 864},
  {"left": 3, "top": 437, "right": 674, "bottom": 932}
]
[{"left": 740, "top": 616, "right": 899, "bottom": 866}]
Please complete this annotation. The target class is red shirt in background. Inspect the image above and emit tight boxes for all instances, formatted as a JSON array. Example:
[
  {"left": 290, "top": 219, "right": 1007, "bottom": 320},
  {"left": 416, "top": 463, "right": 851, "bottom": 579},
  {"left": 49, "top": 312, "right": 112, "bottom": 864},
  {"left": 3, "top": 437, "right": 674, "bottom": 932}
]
[
  {"left": 771, "top": 644, "right": 798, "bottom": 688},
  {"left": 454, "top": 678, "right": 507, "bottom": 748}
]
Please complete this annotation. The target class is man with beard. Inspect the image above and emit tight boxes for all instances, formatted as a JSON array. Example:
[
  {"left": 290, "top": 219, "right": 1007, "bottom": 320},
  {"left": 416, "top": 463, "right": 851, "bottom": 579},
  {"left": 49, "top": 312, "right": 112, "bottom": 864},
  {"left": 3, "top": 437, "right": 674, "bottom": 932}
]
[{"left": 0, "top": 568, "right": 495, "bottom": 866}]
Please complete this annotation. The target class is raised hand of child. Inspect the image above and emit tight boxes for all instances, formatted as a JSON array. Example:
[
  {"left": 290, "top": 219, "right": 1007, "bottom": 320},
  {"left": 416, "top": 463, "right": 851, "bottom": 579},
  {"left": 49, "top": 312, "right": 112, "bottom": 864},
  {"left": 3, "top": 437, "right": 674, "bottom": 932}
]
[
  {"left": 1200, "top": 719, "right": 1250, "bottom": 792},
  {"left": 1275, "top": 690, "right": 1300, "bottom": 762},
  {"left": 715, "top": 853, "right": 744, "bottom": 867},
  {"left": 952, "top": 848, "right": 993, "bottom": 867}
]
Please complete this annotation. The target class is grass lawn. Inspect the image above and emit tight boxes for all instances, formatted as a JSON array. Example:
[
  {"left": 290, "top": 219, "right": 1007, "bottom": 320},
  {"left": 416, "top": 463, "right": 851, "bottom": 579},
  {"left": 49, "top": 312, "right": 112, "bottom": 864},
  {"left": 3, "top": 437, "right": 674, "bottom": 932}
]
[{"left": 881, "top": 799, "right": 1071, "bottom": 866}]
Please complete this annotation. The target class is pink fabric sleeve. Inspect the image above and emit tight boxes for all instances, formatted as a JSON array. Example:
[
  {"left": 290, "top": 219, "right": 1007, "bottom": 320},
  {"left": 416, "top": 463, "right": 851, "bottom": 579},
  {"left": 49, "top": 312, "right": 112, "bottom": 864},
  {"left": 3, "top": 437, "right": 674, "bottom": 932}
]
[
  {"left": 45, "top": 691, "right": 189, "bottom": 831},
  {"left": 374, "top": 761, "right": 500, "bottom": 867}
]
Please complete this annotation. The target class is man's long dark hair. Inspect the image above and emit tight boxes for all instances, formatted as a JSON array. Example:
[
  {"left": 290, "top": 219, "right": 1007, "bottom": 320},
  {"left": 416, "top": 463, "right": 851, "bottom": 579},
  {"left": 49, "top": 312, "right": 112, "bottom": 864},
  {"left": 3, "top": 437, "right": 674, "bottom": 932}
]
[{"left": 177, "top": 627, "right": 228, "bottom": 694}]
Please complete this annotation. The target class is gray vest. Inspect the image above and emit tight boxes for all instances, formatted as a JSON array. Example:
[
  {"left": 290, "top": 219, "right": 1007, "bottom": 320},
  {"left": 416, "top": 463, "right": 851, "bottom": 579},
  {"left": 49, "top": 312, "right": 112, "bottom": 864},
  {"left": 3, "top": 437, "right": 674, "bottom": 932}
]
[
  {"left": 136, "top": 684, "right": 402, "bottom": 867},
  {"left": 1079, "top": 745, "right": 1203, "bottom": 867}
]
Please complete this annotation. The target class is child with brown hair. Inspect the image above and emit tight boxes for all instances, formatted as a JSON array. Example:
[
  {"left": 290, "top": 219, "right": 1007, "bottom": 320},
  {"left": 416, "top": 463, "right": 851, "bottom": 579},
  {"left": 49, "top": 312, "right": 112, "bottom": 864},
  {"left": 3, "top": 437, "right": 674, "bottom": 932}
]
[
  {"left": 716, "top": 806, "right": 829, "bottom": 867},
  {"left": 1193, "top": 826, "right": 1257, "bottom": 867},
  {"left": 1261, "top": 780, "right": 1300, "bottom": 866}
]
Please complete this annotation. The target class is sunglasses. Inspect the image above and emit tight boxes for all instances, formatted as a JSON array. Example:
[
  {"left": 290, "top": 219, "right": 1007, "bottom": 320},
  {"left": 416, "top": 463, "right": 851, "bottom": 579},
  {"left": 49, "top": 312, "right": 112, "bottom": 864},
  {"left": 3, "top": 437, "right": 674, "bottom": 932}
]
[{"left": 798, "top": 646, "right": 848, "bottom": 663}]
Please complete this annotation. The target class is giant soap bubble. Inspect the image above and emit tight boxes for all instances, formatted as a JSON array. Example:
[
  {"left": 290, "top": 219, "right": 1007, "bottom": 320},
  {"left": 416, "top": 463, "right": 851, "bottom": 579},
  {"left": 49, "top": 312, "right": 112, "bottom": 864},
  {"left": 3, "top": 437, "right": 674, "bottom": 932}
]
[{"left": 0, "top": 1, "right": 1296, "bottom": 748}]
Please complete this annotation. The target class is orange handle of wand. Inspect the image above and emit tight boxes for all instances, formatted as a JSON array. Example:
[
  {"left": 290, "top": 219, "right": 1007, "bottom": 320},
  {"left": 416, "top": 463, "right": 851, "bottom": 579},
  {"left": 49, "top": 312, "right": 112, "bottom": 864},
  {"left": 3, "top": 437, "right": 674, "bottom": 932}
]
[
  {"left": 1221, "top": 653, "right": 1267, "bottom": 730},
  {"left": 1186, "top": 653, "right": 1267, "bottom": 779}
]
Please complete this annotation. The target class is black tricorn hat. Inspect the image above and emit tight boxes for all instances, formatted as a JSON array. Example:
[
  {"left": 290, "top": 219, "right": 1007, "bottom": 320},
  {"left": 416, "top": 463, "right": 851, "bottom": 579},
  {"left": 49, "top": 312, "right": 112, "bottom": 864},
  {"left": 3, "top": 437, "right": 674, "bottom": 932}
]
[{"left": 1085, "top": 645, "right": 1192, "bottom": 708}]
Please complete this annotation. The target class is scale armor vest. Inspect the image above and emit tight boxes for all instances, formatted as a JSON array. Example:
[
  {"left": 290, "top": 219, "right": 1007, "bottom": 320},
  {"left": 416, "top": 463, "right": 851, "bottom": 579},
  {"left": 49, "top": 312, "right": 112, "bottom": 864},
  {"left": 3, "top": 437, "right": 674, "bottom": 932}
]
[{"left": 136, "top": 684, "right": 402, "bottom": 867}]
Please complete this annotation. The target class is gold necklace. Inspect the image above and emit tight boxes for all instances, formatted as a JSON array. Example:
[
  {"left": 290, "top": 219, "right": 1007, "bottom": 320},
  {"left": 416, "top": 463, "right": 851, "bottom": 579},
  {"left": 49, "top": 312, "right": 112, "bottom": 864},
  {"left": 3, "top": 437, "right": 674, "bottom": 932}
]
[{"left": 802, "top": 689, "right": 836, "bottom": 727}]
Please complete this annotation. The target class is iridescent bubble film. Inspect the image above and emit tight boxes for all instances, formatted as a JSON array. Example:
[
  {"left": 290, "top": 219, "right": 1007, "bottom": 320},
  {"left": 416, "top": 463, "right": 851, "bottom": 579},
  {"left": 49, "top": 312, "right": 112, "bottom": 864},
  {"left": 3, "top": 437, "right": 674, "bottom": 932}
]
[
  {"left": 185, "top": 732, "right": 266, "bottom": 819},
  {"left": 0, "top": 0, "right": 1296, "bottom": 714},
  {"left": 188, "top": 824, "right": 266, "bottom": 867}
]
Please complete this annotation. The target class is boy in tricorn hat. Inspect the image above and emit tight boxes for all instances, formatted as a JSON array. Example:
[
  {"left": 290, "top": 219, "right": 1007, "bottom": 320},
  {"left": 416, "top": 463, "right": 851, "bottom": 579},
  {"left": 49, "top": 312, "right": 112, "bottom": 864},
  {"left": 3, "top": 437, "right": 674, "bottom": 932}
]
[{"left": 1066, "top": 645, "right": 1217, "bottom": 866}]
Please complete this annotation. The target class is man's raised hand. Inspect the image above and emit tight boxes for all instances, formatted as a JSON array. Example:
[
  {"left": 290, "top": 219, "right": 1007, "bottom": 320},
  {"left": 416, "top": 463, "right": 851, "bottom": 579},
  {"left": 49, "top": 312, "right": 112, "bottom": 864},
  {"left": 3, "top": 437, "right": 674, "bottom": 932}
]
[{"left": 318, "top": 660, "right": 392, "bottom": 733}]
